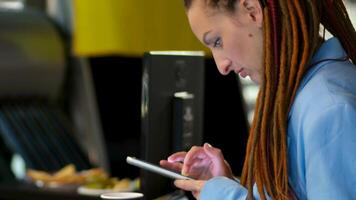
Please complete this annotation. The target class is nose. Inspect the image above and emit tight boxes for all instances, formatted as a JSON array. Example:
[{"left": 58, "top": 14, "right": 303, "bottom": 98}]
[{"left": 213, "top": 53, "right": 232, "bottom": 75}]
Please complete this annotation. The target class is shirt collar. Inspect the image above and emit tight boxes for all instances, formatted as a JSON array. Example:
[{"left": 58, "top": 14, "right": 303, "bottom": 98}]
[
  {"left": 301, "top": 37, "right": 347, "bottom": 89},
  {"left": 311, "top": 37, "right": 347, "bottom": 64},
  {"left": 299, "top": 37, "right": 347, "bottom": 90}
]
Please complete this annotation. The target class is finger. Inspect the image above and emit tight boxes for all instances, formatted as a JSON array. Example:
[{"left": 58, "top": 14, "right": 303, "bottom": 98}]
[
  {"left": 174, "top": 180, "right": 205, "bottom": 200},
  {"left": 190, "top": 158, "right": 211, "bottom": 169},
  {"left": 203, "top": 143, "right": 225, "bottom": 166},
  {"left": 168, "top": 151, "right": 187, "bottom": 163},
  {"left": 159, "top": 160, "right": 182, "bottom": 172},
  {"left": 174, "top": 180, "right": 201, "bottom": 192},
  {"left": 182, "top": 146, "right": 207, "bottom": 175}
]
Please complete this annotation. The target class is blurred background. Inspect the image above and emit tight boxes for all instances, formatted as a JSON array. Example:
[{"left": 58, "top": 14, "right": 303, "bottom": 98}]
[{"left": 0, "top": 0, "right": 354, "bottom": 199}]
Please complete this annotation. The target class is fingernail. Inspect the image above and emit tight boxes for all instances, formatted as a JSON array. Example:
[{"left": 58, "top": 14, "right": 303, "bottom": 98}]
[
  {"left": 205, "top": 143, "right": 212, "bottom": 148},
  {"left": 167, "top": 157, "right": 174, "bottom": 163}
]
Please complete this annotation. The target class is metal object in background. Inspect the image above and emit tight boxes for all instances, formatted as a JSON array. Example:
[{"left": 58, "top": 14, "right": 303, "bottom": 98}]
[
  {"left": 0, "top": 8, "right": 65, "bottom": 100},
  {"left": 0, "top": 7, "right": 109, "bottom": 174}
]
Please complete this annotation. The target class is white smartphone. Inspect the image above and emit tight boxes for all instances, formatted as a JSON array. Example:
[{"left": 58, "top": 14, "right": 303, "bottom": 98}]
[{"left": 126, "top": 156, "right": 194, "bottom": 180}]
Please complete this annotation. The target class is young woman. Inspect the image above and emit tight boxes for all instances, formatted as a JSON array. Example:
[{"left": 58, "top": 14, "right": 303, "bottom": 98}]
[{"left": 160, "top": 0, "right": 356, "bottom": 199}]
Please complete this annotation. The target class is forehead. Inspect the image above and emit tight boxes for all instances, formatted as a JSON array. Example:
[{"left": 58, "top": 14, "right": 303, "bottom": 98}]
[
  {"left": 186, "top": 0, "right": 223, "bottom": 37},
  {"left": 187, "top": 0, "right": 221, "bottom": 18}
]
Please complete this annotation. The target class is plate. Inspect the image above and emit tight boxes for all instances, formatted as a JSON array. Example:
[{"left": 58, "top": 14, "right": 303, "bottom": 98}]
[
  {"left": 100, "top": 192, "right": 144, "bottom": 199},
  {"left": 77, "top": 186, "right": 133, "bottom": 196}
]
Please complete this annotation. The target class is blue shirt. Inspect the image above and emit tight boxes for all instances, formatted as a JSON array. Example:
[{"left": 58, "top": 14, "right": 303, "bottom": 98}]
[{"left": 200, "top": 38, "right": 356, "bottom": 200}]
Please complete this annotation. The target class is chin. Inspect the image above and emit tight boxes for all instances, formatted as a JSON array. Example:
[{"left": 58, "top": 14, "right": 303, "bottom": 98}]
[{"left": 250, "top": 75, "right": 261, "bottom": 85}]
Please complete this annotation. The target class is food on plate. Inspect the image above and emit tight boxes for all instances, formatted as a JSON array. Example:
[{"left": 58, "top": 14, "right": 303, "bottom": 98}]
[
  {"left": 26, "top": 164, "right": 139, "bottom": 191},
  {"left": 83, "top": 177, "right": 129, "bottom": 190},
  {"left": 78, "top": 177, "right": 140, "bottom": 196}
]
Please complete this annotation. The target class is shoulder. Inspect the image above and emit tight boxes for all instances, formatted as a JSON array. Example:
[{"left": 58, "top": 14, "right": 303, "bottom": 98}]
[
  {"left": 289, "top": 60, "right": 356, "bottom": 147},
  {"left": 291, "top": 60, "right": 356, "bottom": 120},
  {"left": 313, "top": 60, "right": 356, "bottom": 102}
]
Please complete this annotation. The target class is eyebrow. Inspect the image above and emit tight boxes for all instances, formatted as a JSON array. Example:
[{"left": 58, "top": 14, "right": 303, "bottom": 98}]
[{"left": 202, "top": 31, "right": 212, "bottom": 45}]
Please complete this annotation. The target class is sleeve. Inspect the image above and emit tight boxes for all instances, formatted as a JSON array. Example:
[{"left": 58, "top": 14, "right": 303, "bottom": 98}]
[
  {"left": 200, "top": 176, "right": 271, "bottom": 200},
  {"left": 304, "top": 103, "right": 356, "bottom": 199}
]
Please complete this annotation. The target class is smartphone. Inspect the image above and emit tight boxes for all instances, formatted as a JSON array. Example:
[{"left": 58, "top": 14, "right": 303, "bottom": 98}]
[{"left": 126, "top": 156, "right": 194, "bottom": 180}]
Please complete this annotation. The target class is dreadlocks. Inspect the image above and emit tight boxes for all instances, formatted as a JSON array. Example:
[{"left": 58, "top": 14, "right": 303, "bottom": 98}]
[
  {"left": 183, "top": 0, "right": 356, "bottom": 199},
  {"left": 241, "top": 1, "right": 356, "bottom": 199}
]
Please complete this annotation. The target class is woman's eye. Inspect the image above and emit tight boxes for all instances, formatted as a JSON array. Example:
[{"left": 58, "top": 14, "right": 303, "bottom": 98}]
[{"left": 213, "top": 37, "right": 222, "bottom": 48}]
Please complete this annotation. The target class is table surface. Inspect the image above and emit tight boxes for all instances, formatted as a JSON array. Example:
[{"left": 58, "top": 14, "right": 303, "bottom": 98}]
[
  {"left": 0, "top": 182, "right": 190, "bottom": 200},
  {"left": 0, "top": 182, "right": 100, "bottom": 200}
]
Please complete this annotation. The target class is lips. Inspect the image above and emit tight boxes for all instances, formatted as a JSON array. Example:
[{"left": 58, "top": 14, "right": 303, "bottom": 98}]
[
  {"left": 235, "top": 68, "right": 248, "bottom": 78},
  {"left": 235, "top": 68, "right": 243, "bottom": 74},
  {"left": 239, "top": 70, "right": 248, "bottom": 78}
]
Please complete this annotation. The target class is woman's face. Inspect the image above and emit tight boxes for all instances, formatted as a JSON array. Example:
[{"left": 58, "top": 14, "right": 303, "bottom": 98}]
[{"left": 187, "top": 0, "right": 264, "bottom": 84}]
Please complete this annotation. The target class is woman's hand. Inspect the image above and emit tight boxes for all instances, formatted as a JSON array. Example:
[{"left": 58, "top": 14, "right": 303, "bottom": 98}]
[
  {"left": 160, "top": 143, "right": 233, "bottom": 199},
  {"left": 174, "top": 179, "right": 206, "bottom": 200},
  {"left": 160, "top": 143, "right": 233, "bottom": 180}
]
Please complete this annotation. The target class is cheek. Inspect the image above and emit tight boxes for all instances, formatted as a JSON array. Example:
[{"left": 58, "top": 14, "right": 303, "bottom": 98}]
[
  {"left": 224, "top": 43, "right": 245, "bottom": 65},
  {"left": 224, "top": 35, "right": 251, "bottom": 61}
]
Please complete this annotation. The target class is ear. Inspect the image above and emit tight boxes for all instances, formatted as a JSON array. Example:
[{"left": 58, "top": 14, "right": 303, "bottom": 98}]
[{"left": 239, "top": 0, "right": 263, "bottom": 28}]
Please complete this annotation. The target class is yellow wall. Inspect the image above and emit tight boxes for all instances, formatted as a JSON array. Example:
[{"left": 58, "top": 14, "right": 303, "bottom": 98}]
[{"left": 72, "top": 0, "right": 209, "bottom": 57}]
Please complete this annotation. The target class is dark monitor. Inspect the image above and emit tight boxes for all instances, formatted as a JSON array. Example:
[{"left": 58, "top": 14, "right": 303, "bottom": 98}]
[{"left": 140, "top": 51, "right": 205, "bottom": 199}]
